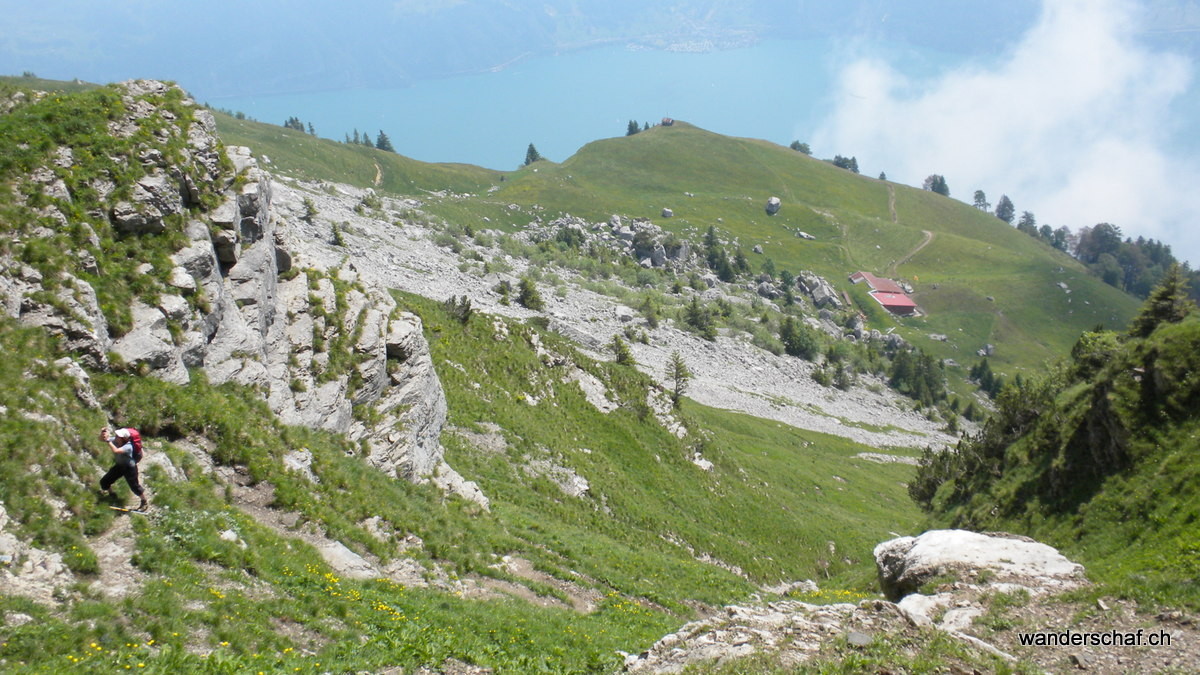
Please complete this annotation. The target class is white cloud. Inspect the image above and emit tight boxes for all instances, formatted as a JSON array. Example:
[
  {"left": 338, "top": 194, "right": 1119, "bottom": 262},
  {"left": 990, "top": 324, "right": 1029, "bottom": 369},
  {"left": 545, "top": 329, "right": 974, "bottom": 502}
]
[{"left": 812, "top": 0, "right": 1200, "bottom": 265}]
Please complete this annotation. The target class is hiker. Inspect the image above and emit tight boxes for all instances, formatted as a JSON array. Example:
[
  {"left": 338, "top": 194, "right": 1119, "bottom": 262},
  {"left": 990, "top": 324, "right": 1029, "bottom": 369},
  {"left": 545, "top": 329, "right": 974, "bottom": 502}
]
[{"left": 99, "top": 426, "right": 149, "bottom": 511}]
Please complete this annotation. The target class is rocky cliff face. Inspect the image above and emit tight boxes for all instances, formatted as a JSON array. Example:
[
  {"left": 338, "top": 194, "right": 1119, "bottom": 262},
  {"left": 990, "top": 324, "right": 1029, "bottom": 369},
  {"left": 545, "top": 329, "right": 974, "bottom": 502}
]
[{"left": 0, "top": 80, "right": 483, "bottom": 505}]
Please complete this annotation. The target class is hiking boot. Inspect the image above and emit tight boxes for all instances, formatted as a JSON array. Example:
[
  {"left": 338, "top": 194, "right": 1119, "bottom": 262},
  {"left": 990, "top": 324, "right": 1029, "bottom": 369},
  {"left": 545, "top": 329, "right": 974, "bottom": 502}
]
[{"left": 137, "top": 497, "right": 149, "bottom": 512}]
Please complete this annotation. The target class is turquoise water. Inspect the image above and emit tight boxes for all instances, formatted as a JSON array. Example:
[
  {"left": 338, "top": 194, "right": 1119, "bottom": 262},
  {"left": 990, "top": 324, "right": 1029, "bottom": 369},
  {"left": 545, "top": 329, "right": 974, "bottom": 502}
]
[{"left": 210, "top": 40, "right": 852, "bottom": 170}]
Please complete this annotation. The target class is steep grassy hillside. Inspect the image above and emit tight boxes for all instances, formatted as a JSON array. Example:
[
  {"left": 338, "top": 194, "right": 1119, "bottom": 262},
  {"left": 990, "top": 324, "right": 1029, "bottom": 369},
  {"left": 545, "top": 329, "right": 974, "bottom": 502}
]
[
  {"left": 911, "top": 285, "right": 1200, "bottom": 610},
  {"left": 413, "top": 293, "right": 920, "bottom": 595},
  {"left": 0, "top": 297, "right": 921, "bottom": 672}
]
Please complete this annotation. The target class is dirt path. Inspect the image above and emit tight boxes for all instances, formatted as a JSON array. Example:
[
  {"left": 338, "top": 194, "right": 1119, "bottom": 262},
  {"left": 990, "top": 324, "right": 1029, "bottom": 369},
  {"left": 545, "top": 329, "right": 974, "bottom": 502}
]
[
  {"left": 372, "top": 161, "right": 382, "bottom": 187},
  {"left": 91, "top": 514, "right": 146, "bottom": 599},
  {"left": 887, "top": 184, "right": 898, "bottom": 224},
  {"left": 889, "top": 229, "right": 934, "bottom": 276}
]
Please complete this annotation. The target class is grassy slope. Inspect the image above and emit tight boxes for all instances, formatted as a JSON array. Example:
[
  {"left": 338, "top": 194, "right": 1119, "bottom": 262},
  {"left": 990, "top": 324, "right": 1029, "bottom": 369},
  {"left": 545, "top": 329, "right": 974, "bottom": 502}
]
[
  {"left": 0, "top": 74, "right": 100, "bottom": 94},
  {"left": 213, "top": 111, "right": 504, "bottom": 196},
  {"left": 415, "top": 294, "right": 919, "bottom": 596}
]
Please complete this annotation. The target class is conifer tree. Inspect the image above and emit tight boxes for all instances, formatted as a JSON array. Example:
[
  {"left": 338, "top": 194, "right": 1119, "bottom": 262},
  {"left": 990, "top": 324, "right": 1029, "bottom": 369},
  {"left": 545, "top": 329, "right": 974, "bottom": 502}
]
[
  {"left": 780, "top": 316, "right": 819, "bottom": 359},
  {"left": 666, "top": 351, "right": 692, "bottom": 407},
  {"left": 375, "top": 130, "right": 396, "bottom": 152},
  {"left": 1128, "top": 263, "right": 1195, "bottom": 338},
  {"left": 524, "top": 143, "right": 543, "bottom": 166},
  {"left": 994, "top": 195, "right": 1015, "bottom": 224},
  {"left": 626, "top": 120, "right": 640, "bottom": 136},
  {"left": 517, "top": 277, "right": 544, "bottom": 310},
  {"left": 609, "top": 335, "right": 635, "bottom": 365}
]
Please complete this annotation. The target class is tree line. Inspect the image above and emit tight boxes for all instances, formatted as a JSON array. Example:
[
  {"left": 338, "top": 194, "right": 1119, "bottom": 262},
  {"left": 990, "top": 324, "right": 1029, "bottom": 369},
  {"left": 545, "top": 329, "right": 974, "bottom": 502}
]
[
  {"left": 969, "top": 189, "right": 1199, "bottom": 301},
  {"left": 342, "top": 128, "right": 396, "bottom": 153},
  {"left": 781, "top": 141, "right": 1196, "bottom": 301}
]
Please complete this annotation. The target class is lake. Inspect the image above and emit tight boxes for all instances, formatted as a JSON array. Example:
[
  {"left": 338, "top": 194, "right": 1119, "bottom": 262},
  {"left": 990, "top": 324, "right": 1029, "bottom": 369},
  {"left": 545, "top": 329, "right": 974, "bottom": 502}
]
[{"left": 208, "top": 39, "right": 933, "bottom": 171}]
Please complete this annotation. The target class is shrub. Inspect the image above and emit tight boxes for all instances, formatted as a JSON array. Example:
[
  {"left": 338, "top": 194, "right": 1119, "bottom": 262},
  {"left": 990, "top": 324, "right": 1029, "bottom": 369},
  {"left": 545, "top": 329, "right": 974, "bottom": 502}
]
[{"left": 517, "top": 277, "right": 544, "bottom": 310}]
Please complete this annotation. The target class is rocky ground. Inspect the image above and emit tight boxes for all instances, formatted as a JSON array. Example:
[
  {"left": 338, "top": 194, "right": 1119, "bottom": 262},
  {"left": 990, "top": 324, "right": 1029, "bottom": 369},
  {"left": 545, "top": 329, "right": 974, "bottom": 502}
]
[
  {"left": 621, "top": 530, "right": 1200, "bottom": 674},
  {"left": 269, "top": 176, "right": 957, "bottom": 453}
]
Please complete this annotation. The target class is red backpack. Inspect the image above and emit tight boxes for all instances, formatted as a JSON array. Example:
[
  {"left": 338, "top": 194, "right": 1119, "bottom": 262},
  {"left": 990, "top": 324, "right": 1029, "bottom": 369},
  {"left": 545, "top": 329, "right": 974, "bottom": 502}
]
[{"left": 124, "top": 428, "right": 144, "bottom": 462}]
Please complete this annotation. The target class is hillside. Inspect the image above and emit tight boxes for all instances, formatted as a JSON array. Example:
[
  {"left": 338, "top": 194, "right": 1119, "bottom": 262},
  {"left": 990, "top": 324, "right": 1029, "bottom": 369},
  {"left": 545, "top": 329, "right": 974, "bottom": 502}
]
[
  {"left": 487, "top": 123, "right": 1143, "bottom": 374},
  {"left": 216, "top": 115, "right": 1142, "bottom": 384}
]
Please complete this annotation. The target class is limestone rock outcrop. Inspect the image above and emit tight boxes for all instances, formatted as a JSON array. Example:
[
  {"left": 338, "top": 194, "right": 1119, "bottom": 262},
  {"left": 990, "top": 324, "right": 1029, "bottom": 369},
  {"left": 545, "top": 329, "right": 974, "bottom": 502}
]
[{"left": 0, "top": 80, "right": 483, "bottom": 506}]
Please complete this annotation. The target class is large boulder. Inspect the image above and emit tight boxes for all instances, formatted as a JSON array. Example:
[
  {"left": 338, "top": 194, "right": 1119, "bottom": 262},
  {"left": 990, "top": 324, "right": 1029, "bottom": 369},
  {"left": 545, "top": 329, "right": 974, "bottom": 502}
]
[
  {"left": 874, "top": 530, "right": 1086, "bottom": 601},
  {"left": 766, "top": 196, "right": 782, "bottom": 215},
  {"left": 651, "top": 243, "right": 667, "bottom": 267}
]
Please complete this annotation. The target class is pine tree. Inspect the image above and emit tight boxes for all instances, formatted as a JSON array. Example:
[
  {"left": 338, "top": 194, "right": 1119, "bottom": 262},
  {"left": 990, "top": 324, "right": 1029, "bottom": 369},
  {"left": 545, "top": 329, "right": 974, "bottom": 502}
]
[
  {"left": 517, "top": 277, "right": 544, "bottom": 310},
  {"left": 994, "top": 195, "right": 1015, "bottom": 224},
  {"left": 375, "top": 130, "right": 396, "bottom": 153},
  {"left": 626, "top": 120, "right": 640, "bottom": 136},
  {"left": 1016, "top": 211, "right": 1037, "bottom": 236},
  {"left": 733, "top": 248, "right": 749, "bottom": 275},
  {"left": 524, "top": 143, "right": 543, "bottom": 166},
  {"left": 780, "top": 317, "right": 819, "bottom": 359},
  {"left": 610, "top": 335, "right": 635, "bottom": 365},
  {"left": 1128, "top": 263, "right": 1195, "bottom": 338},
  {"left": 666, "top": 351, "right": 692, "bottom": 407},
  {"left": 923, "top": 174, "right": 949, "bottom": 196},
  {"left": 683, "top": 297, "right": 716, "bottom": 340}
]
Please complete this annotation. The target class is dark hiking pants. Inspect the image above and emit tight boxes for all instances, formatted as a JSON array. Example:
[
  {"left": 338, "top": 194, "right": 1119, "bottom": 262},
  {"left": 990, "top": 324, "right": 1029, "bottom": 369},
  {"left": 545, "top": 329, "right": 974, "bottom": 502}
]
[{"left": 100, "top": 455, "right": 144, "bottom": 497}]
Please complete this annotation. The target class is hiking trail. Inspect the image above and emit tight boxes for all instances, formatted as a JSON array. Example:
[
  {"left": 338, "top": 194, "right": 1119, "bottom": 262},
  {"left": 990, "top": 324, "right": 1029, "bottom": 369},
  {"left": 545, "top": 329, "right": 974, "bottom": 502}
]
[{"left": 890, "top": 229, "right": 934, "bottom": 276}]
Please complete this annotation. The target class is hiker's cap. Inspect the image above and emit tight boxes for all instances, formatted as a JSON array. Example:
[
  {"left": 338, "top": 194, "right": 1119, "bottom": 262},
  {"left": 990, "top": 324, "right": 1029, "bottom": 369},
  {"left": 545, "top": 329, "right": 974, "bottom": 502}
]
[{"left": 115, "top": 428, "right": 131, "bottom": 439}]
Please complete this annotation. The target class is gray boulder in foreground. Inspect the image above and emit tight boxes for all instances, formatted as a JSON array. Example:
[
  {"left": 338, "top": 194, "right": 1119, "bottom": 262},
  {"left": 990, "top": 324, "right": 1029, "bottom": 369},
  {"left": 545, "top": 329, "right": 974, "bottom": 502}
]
[{"left": 874, "top": 529, "right": 1085, "bottom": 601}]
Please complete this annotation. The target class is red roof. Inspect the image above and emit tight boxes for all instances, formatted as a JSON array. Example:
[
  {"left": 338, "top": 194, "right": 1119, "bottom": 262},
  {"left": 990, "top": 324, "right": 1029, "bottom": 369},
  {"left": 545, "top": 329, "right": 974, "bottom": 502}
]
[
  {"left": 869, "top": 291, "right": 918, "bottom": 309},
  {"left": 850, "top": 271, "right": 904, "bottom": 294}
]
